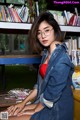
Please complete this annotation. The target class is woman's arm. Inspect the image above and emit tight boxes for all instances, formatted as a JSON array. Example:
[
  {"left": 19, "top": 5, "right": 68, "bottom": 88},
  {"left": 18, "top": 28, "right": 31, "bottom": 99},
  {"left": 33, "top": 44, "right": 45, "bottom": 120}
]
[
  {"left": 17, "top": 102, "right": 44, "bottom": 116},
  {"left": 23, "top": 88, "right": 37, "bottom": 105},
  {"left": 35, "top": 102, "right": 44, "bottom": 112},
  {"left": 7, "top": 88, "right": 38, "bottom": 116}
]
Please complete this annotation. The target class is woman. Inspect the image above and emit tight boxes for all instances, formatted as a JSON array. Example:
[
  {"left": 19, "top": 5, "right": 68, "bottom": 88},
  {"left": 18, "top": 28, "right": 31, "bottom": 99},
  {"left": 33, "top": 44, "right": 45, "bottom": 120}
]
[{"left": 7, "top": 12, "right": 74, "bottom": 120}]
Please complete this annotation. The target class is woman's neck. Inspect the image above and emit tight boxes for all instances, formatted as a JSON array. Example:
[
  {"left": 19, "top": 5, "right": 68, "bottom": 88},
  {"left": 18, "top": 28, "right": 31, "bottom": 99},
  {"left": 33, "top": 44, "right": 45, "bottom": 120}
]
[{"left": 49, "top": 41, "right": 61, "bottom": 55}]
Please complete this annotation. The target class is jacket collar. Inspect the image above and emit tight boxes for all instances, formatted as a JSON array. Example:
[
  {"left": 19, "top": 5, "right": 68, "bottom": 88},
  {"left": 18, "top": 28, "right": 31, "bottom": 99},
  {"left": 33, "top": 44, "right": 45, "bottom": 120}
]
[{"left": 42, "top": 42, "right": 67, "bottom": 63}]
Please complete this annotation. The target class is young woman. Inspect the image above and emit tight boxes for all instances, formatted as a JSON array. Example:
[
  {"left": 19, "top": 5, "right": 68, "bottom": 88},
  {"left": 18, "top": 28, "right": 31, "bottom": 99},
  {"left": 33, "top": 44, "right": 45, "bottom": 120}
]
[{"left": 7, "top": 12, "right": 74, "bottom": 120}]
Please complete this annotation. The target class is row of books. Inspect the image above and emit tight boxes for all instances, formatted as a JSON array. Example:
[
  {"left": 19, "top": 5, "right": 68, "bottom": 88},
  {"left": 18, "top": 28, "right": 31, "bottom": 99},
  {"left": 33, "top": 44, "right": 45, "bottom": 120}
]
[
  {"left": 66, "top": 37, "right": 80, "bottom": 90},
  {"left": 0, "top": 5, "right": 29, "bottom": 22},
  {"left": 48, "top": 9, "right": 80, "bottom": 26},
  {"left": 0, "top": 0, "right": 25, "bottom": 4},
  {"left": 0, "top": 0, "right": 4, "bottom": 2},
  {"left": 7, "top": 0, "right": 25, "bottom": 4},
  {"left": 65, "top": 37, "right": 79, "bottom": 55},
  {"left": 65, "top": 37, "right": 80, "bottom": 66}
]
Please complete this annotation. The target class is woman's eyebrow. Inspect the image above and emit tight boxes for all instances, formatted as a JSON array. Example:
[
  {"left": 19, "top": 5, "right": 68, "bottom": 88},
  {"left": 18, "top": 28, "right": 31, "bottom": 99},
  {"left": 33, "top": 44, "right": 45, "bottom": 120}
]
[
  {"left": 44, "top": 26, "right": 50, "bottom": 29},
  {"left": 38, "top": 26, "right": 50, "bottom": 31}
]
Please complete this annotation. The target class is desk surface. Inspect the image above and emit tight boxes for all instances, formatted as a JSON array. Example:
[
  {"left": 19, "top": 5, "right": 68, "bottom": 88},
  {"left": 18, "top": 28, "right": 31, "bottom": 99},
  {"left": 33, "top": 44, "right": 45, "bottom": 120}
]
[
  {"left": 73, "top": 89, "right": 80, "bottom": 102},
  {"left": 0, "top": 94, "right": 16, "bottom": 108},
  {"left": 0, "top": 55, "right": 41, "bottom": 65}
]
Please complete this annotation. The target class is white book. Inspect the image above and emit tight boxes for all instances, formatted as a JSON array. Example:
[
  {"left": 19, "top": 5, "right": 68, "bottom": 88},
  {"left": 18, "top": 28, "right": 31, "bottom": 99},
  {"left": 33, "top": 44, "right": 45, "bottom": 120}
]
[
  {"left": 36, "top": 1, "right": 39, "bottom": 16},
  {"left": 72, "top": 38, "right": 77, "bottom": 50},
  {"left": 64, "top": 10, "right": 69, "bottom": 24},
  {"left": 72, "top": 50, "right": 77, "bottom": 66}
]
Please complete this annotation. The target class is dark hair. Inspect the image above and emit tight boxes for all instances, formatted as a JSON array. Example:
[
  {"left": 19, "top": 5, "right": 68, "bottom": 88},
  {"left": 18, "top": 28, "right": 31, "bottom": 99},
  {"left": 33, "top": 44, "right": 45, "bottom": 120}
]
[{"left": 29, "top": 11, "right": 63, "bottom": 54}]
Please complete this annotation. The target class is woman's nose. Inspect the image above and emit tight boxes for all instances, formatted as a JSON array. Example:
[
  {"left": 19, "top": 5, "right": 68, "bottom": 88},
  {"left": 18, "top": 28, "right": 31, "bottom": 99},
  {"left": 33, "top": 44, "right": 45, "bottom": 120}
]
[{"left": 41, "top": 32, "right": 46, "bottom": 38}]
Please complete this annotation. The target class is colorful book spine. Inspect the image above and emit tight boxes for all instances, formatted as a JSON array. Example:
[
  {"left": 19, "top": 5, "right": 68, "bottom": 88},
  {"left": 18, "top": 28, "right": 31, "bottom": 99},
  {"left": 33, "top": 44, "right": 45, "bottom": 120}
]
[
  {"left": 13, "top": 8, "right": 22, "bottom": 22},
  {"left": 4, "top": 6, "right": 11, "bottom": 22}
]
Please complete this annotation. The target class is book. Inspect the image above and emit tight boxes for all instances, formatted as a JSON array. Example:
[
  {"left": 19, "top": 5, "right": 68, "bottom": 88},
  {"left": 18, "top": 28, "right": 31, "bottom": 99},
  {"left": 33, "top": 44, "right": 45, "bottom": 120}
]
[
  {"left": 13, "top": 7, "right": 22, "bottom": 22},
  {"left": 0, "top": 5, "right": 6, "bottom": 21},
  {"left": 16, "top": 5, "right": 29, "bottom": 22},
  {"left": 72, "top": 50, "right": 77, "bottom": 66},
  {"left": 68, "top": 14, "right": 78, "bottom": 26},
  {"left": 0, "top": 5, "right": 2, "bottom": 21},
  {"left": 8, "top": 88, "right": 31, "bottom": 100},
  {"left": 6, "top": 0, "right": 25, "bottom": 4},
  {"left": 76, "top": 16, "right": 80, "bottom": 27},
  {"left": 35, "top": 1, "right": 39, "bottom": 16},
  {"left": 0, "top": 0, "right": 4, "bottom": 3},
  {"left": 4, "top": 5, "right": 11, "bottom": 22},
  {"left": 63, "top": 10, "right": 69, "bottom": 24},
  {"left": 72, "top": 70, "right": 80, "bottom": 90}
]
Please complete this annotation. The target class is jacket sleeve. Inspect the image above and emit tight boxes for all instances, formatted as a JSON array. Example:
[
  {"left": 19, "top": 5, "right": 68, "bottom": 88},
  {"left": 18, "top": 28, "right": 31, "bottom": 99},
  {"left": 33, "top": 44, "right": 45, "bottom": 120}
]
[{"left": 40, "top": 58, "right": 71, "bottom": 108}]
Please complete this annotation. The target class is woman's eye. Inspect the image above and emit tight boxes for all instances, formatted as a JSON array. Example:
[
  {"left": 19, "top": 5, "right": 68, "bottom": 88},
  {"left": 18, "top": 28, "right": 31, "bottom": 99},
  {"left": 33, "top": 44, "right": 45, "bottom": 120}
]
[
  {"left": 37, "top": 32, "right": 41, "bottom": 35},
  {"left": 45, "top": 29, "right": 50, "bottom": 32}
]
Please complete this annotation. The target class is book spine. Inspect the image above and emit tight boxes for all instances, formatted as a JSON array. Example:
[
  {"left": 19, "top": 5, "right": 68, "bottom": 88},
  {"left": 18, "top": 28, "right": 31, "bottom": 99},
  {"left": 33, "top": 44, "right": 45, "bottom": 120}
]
[
  {"left": 13, "top": 8, "right": 22, "bottom": 22},
  {"left": 35, "top": 1, "right": 39, "bottom": 16},
  {"left": 64, "top": 10, "right": 69, "bottom": 24}
]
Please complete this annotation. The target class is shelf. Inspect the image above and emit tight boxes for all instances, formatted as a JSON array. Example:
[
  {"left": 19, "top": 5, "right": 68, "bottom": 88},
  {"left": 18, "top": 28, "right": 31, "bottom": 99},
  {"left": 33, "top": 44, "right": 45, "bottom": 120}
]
[
  {"left": 0, "top": 22, "right": 80, "bottom": 32},
  {"left": 0, "top": 55, "right": 41, "bottom": 65},
  {"left": 60, "top": 25, "right": 80, "bottom": 32},
  {"left": 0, "top": 22, "right": 32, "bottom": 30}
]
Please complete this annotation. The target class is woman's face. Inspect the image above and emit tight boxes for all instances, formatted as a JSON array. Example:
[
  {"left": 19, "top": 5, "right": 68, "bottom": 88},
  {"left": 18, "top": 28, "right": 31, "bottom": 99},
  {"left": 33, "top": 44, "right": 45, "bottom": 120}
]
[{"left": 37, "top": 21, "right": 55, "bottom": 47}]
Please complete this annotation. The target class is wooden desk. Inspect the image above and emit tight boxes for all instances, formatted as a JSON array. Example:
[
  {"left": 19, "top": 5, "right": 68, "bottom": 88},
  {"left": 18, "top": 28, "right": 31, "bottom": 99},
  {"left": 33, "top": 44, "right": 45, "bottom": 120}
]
[
  {"left": 0, "top": 55, "right": 41, "bottom": 65},
  {"left": 73, "top": 89, "right": 80, "bottom": 120},
  {"left": 0, "top": 94, "right": 16, "bottom": 111}
]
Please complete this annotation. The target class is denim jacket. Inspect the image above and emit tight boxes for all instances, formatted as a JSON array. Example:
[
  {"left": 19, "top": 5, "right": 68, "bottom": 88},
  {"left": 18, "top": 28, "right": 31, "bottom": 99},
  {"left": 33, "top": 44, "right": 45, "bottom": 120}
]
[{"left": 34, "top": 43, "right": 74, "bottom": 108}]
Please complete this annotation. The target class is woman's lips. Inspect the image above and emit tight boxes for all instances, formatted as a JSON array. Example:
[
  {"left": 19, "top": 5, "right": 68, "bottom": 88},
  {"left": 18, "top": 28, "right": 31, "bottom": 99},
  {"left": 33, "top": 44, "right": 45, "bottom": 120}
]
[{"left": 42, "top": 40, "right": 48, "bottom": 44}]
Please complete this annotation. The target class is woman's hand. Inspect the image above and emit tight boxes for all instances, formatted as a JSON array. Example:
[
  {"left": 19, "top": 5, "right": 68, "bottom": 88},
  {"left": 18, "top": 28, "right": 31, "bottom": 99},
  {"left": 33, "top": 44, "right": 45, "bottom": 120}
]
[
  {"left": 17, "top": 102, "right": 44, "bottom": 116},
  {"left": 7, "top": 102, "right": 25, "bottom": 116},
  {"left": 17, "top": 108, "right": 35, "bottom": 116}
]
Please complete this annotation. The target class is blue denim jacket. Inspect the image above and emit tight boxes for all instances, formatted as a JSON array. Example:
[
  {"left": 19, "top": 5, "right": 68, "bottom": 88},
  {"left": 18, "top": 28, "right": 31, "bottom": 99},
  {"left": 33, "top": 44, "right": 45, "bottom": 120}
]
[
  {"left": 34, "top": 43, "right": 74, "bottom": 107},
  {"left": 31, "top": 43, "right": 74, "bottom": 120}
]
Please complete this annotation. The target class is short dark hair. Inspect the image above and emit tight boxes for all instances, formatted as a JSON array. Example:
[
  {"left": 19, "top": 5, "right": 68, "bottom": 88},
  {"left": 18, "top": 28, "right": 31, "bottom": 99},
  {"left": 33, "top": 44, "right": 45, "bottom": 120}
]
[{"left": 29, "top": 12, "right": 63, "bottom": 54}]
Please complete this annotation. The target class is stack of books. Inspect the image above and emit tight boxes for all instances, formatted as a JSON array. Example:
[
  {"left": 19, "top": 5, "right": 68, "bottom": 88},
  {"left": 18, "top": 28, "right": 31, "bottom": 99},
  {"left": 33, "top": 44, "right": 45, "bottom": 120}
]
[{"left": 8, "top": 88, "right": 31, "bottom": 101}]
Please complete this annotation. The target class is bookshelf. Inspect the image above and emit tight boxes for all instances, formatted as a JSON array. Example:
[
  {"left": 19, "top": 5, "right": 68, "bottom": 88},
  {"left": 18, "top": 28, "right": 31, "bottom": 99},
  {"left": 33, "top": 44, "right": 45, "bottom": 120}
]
[
  {"left": 0, "top": 22, "right": 31, "bottom": 30},
  {"left": 0, "top": 0, "right": 36, "bottom": 92},
  {"left": 0, "top": 22, "right": 80, "bottom": 92},
  {"left": 0, "top": 22, "right": 79, "bottom": 62},
  {"left": 60, "top": 25, "right": 80, "bottom": 33},
  {"left": 0, "top": 0, "right": 80, "bottom": 92}
]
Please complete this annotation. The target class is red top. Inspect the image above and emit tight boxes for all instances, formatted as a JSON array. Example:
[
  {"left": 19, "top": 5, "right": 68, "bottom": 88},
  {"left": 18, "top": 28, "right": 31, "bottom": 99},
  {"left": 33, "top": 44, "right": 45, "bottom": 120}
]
[{"left": 39, "top": 64, "right": 48, "bottom": 79}]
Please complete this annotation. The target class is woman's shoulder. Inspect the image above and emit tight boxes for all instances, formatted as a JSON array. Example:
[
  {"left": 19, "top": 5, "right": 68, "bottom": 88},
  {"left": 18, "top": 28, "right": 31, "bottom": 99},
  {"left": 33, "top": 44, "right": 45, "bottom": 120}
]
[{"left": 58, "top": 52, "right": 74, "bottom": 68}]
